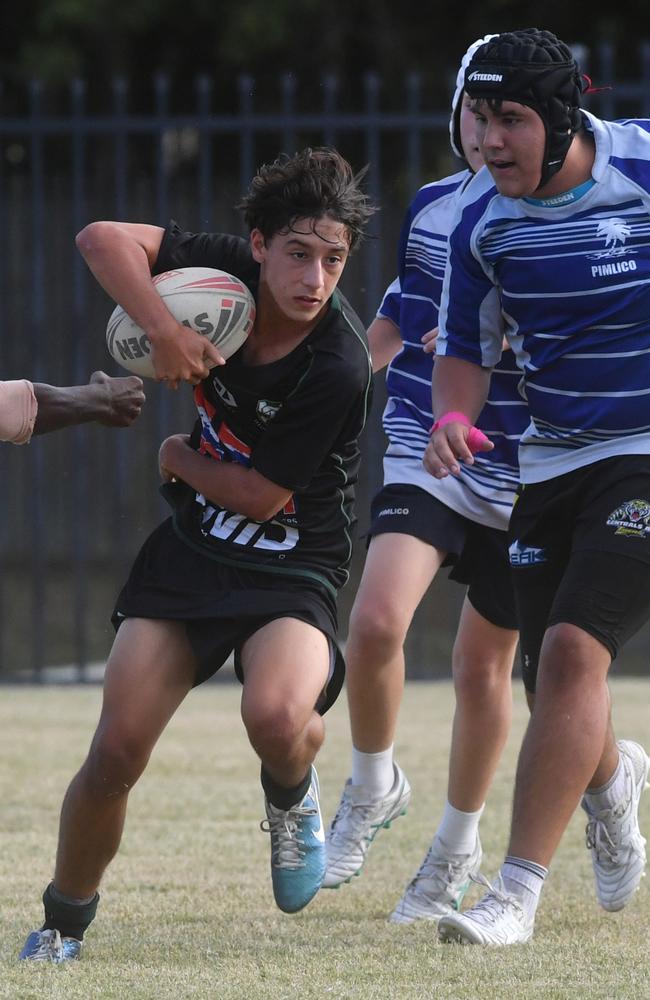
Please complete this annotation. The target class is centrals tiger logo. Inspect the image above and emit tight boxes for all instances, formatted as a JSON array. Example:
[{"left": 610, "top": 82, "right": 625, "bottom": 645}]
[
  {"left": 257, "top": 399, "right": 281, "bottom": 424},
  {"left": 606, "top": 499, "right": 650, "bottom": 538}
]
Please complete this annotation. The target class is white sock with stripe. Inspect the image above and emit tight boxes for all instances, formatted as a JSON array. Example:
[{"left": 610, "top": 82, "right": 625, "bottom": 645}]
[{"left": 500, "top": 856, "right": 547, "bottom": 921}]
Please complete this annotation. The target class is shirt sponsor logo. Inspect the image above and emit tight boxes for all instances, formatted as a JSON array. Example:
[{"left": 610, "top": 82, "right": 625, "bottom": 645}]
[
  {"left": 378, "top": 507, "right": 410, "bottom": 516},
  {"left": 606, "top": 499, "right": 650, "bottom": 538},
  {"left": 508, "top": 540, "right": 547, "bottom": 566},
  {"left": 591, "top": 259, "right": 637, "bottom": 277},
  {"left": 537, "top": 191, "right": 579, "bottom": 207}
]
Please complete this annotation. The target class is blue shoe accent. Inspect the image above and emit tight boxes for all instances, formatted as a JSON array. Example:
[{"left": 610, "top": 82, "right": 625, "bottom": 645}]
[
  {"left": 61, "top": 936, "right": 82, "bottom": 961},
  {"left": 19, "top": 928, "right": 82, "bottom": 963},
  {"left": 261, "top": 766, "right": 326, "bottom": 913}
]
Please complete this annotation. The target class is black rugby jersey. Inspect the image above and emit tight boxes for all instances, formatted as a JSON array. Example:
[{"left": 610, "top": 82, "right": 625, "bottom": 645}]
[{"left": 154, "top": 222, "right": 372, "bottom": 595}]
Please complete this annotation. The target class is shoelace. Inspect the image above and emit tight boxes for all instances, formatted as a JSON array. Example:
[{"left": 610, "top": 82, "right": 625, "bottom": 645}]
[
  {"left": 585, "top": 793, "right": 632, "bottom": 861},
  {"left": 328, "top": 794, "right": 382, "bottom": 848},
  {"left": 261, "top": 801, "right": 318, "bottom": 869},
  {"left": 409, "top": 846, "right": 473, "bottom": 899},
  {"left": 585, "top": 813, "right": 620, "bottom": 862},
  {"left": 465, "top": 873, "right": 526, "bottom": 926},
  {"left": 29, "top": 930, "right": 63, "bottom": 962}
]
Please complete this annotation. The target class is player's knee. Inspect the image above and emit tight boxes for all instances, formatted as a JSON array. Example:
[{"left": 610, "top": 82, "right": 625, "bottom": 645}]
[
  {"left": 538, "top": 622, "right": 610, "bottom": 691},
  {"left": 348, "top": 597, "right": 407, "bottom": 653},
  {"left": 452, "top": 649, "right": 511, "bottom": 708},
  {"left": 244, "top": 701, "right": 306, "bottom": 758},
  {"left": 84, "top": 728, "right": 151, "bottom": 794},
  {"left": 453, "top": 631, "right": 513, "bottom": 687}
]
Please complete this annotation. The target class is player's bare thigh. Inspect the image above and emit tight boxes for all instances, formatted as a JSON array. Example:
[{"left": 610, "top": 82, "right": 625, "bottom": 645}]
[
  {"left": 97, "top": 618, "right": 198, "bottom": 749},
  {"left": 239, "top": 617, "right": 330, "bottom": 727},
  {"left": 352, "top": 532, "right": 446, "bottom": 628}
]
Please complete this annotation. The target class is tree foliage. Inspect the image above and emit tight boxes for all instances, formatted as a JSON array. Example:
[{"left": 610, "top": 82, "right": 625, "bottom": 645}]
[{"left": 2, "top": 0, "right": 648, "bottom": 102}]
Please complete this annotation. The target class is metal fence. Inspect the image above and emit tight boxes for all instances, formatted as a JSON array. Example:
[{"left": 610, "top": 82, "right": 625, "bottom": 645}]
[{"left": 2, "top": 45, "right": 650, "bottom": 680}]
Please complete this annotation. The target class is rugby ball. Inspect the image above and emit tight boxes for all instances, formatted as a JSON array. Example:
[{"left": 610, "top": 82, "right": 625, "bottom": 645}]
[{"left": 106, "top": 267, "right": 255, "bottom": 377}]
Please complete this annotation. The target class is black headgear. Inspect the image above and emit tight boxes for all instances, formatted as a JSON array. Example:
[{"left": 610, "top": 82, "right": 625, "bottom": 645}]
[{"left": 464, "top": 28, "right": 584, "bottom": 188}]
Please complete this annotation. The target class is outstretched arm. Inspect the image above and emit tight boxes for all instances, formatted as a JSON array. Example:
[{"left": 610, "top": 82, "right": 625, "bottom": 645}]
[
  {"left": 0, "top": 371, "right": 145, "bottom": 443},
  {"left": 76, "top": 220, "right": 224, "bottom": 387},
  {"left": 33, "top": 371, "right": 145, "bottom": 434}
]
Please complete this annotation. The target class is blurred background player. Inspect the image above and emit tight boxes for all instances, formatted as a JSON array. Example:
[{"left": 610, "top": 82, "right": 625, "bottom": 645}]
[
  {"left": 19, "top": 147, "right": 375, "bottom": 963},
  {"left": 323, "top": 37, "right": 529, "bottom": 923},
  {"left": 425, "top": 29, "right": 650, "bottom": 945},
  {"left": 0, "top": 370, "right": 144, "bottom": 442}
]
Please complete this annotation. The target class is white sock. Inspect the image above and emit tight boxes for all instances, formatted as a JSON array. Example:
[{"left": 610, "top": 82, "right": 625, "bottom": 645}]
[
  {"left": 435, "top": 801, "right": 484, "bottom": 856},
  {"left": 584, "top": 753, "right": 626, "bottom": 812},
  {"left": 500, "top": 857, "right": 547, "bottom": 922},
  {"left": 351, "top": 745, "right": 395, "bottom": 798}
]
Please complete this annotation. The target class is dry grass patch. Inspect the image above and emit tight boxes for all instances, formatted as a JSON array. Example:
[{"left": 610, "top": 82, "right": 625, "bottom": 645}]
[{"left": 0, "top": 678, "right": 648, "bottom": 999}]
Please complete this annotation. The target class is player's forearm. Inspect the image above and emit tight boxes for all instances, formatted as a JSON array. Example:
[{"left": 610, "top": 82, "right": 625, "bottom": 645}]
[
  {"left": 162, "top": 441, "right": 292, "bottom": 522},
  {"left": 368, "top": 316, "right": 402, "bottom": 372},
  {"left": 432, "top": 355, "right": 491, "bottom": 423},
  {"left": 32, "top": 383, "right": 109, "bottom": 434}
]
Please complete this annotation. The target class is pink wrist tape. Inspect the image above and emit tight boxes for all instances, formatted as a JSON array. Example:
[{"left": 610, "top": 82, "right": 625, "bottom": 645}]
[
  {"left": 430, "top": 411, "right": 490, "bottom": 455},
  {"left": 430, "top": 411, "right": 471, "bottom": 432}
]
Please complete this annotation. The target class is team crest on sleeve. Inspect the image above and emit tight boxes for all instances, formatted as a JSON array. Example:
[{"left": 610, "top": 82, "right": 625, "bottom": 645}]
[{"left": 606, "top": 499, "right": 650, "bottom": 538}]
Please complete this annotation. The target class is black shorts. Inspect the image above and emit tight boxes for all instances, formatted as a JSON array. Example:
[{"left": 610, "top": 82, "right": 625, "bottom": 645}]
[
  {"left": 112, "top": 518, "right": 344, "bottom": 714},
  {"left": 510, "top": 456, "right": 650, "bottom": 692},
  {"left": 369, "top": 484, "right": 517, "bottom": 630}
]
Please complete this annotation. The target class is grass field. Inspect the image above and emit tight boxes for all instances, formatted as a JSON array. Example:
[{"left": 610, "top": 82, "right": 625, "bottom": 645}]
[{"left": 1, "top": 678, "right": 649, "bottom": 1000}]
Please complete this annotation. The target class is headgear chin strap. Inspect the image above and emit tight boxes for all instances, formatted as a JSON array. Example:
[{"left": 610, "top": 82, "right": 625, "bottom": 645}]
[{"left": 464, "top": 29, "right": 584, "bottom": 188}]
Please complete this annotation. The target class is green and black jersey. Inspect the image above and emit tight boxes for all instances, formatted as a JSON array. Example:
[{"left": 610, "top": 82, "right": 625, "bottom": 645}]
[{"left": 154, "top": 222, "right": 372, "bottom": 595}]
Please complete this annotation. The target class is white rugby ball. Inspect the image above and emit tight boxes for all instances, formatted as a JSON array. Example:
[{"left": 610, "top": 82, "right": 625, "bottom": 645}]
[{"left": 106, "top": 266, "right": 256, "bottom": 378}]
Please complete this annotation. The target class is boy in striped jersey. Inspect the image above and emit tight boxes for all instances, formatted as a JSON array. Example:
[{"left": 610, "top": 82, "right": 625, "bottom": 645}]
[
  {"left": 323, "top": 37, "right": 529, "bottom": 920},
  {"left": 426, "top": 28, "right": 650, "bottom": 945}
]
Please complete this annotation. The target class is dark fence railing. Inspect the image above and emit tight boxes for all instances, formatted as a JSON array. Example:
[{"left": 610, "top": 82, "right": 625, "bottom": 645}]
[{"left": 2, "top": 46, "right": 650, "bottom": 680}]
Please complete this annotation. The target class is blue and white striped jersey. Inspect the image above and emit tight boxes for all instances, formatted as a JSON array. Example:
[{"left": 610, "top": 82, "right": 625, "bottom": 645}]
[
  {"left": 437, "top": 112, "right": 650, "bottom": 484},
  {"left": 378, "top": 171, "right": 526, "bottom": 529}
]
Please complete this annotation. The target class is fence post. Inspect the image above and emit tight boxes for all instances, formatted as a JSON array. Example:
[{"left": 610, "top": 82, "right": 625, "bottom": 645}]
[
  {"left": 28, "top": 78, "right": 46, "bottom": 680},
  {"left": 281, "top": 73, "right": 297, "bottom": 155},
  {"left": 406, "top": 72, "right": 422, "bottom": 197},
  {"left": 322, "top": 74, "right": 339, "bottom": 148},
  {"left": 362, "top": 72, "right": 382, "bottom": 326},
  {"left": 196, "top": 75, "right": 214, "bottom": 227},
  {"left": 238, "top": 75, "right": 255, "bottom": 209},
  {"left": 111, "top": 76, "right": 131, "bottom": 566},
  {"left": 71, "top": 77, "right": 89, "bottom": 679}
]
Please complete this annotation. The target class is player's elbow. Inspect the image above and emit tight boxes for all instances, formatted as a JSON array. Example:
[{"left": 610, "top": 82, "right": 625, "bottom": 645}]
[
  {"left": 240, "top": 485, "right": 292, "bottom": 523},
  {"left": 76, "top": 221, "right": 110, "bottom": 260}
]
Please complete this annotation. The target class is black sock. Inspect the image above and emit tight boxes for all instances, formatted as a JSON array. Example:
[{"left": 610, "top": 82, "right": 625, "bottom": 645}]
[
  {"left": 261, "top": 765, "right": 312, "bottom": 811},
  {"left": 41, "top": 882, "right": 100, "bottom": 941}
]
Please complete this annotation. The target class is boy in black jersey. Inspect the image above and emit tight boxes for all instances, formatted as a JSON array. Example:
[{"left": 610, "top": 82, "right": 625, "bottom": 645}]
[{"left": 20, "top": 148, "right": 375, "bottom": 963}]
